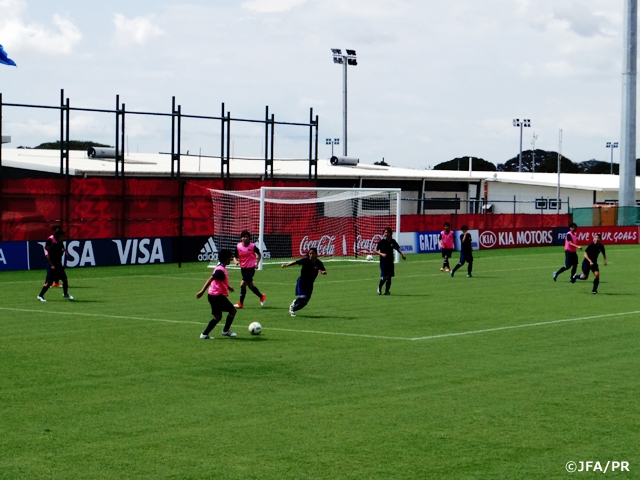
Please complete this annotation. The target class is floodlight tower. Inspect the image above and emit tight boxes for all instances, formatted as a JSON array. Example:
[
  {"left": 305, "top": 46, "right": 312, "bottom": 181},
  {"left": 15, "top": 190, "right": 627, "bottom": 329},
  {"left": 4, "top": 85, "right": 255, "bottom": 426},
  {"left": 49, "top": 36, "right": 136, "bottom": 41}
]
[
  {"left": 325, "top": 138, "right": 340, "bottom": 157},
  {"left": 513, "top": 118, "right": 531, "bottom": 172},
  {"left": 606, "top": 141, "right": 619, "bottom": 175},
  {"left": 331, "top": 48, "right": 357, "bottom": 156}
]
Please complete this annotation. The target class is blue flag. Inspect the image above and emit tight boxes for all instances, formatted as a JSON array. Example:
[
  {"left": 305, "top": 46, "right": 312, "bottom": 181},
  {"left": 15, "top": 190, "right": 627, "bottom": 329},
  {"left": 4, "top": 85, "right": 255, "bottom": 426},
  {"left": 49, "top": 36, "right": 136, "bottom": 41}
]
[{"left": 0, "top": 45, "right": 17, "bottom": 67}]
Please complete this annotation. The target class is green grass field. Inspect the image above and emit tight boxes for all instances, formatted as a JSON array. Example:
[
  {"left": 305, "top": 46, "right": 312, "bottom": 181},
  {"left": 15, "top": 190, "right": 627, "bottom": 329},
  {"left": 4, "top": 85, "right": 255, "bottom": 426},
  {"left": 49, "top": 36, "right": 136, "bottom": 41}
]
[{"left": 1, "top": 246, "right": 639, "bottom": 479}]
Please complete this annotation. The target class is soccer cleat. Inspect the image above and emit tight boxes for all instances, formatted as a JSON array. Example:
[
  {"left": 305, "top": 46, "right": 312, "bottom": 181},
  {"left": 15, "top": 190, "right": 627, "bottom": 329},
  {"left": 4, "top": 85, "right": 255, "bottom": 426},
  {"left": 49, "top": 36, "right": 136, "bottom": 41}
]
[
  {"left": 63, "top": 294, "right": 74, "bottom": 300},
  {"left": 450, "top": 271, "right": 454, "bottom": 277},
  {"left": 553, "top": 272, "right": 558, "bottom": 282},
  {"left": 592, "top": 291, "right": 598, "bottom": 294},
  {"left": 234, "top": 302, "right": 243, "bottom": 309},
  {"left": 384, "top": 291, "right": 390, "bottom": 295},
  {"left": 377, "top": 287, "right": 381, "bottom": 295},
  {"left": 570, "top": 275, "right": 577, "bottom": 284},
  {"left": 37, "top": 295, "right": 46, "bottom": 302},
  {"left": 467, "top": 274, "right": 473, "bottom": 278},
  {"left": 200, "top": 334, "right": 212, "bottom": 339},
  {"left": 445, "top": 267, "right": 451, "bottom": 272},
  {"left": 260, "top": 294, "right": 267, "bottom": 306},
  {"left": 221, "top": 330, "right": 237, "bottom": 338},
  {"left": 53, "top": 283, "right": 61, "bottom": 288},
  {"left": 289, "top": 305, "right": 296, "bottom": 317},
  {"left": 440, "top": 267, "right": 444, "bottom": 271}
]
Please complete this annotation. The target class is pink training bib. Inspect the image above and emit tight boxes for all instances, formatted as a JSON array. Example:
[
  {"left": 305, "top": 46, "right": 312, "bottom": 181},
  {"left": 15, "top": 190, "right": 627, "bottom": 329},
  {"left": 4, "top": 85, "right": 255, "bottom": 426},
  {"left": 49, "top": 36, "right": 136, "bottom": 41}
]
[
  {"left": 236, "top": 242, "right": 257, "bottom": 268},
  {"left": 208, "top": 264, "right": 229, "bottom": 296},
  {"left": 440, "top": 230, "right": 455, "bottom": 249}
]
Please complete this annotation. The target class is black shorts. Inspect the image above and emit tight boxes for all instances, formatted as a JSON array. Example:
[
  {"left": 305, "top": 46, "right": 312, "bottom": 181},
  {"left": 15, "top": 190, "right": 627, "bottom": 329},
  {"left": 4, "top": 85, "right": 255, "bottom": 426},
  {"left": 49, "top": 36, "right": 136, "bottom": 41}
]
[
  {"left": 441, "top": 248, "right": 453, "bottom": 258},
  {"left": 208, "top": 294, "right": 235, "bottom": 316},
  {"left": 46, "top": 266, "right": 67, "bottom": 284},
  {"left": 295, "top": 277, "right": 314, "bottom": 299},
  {"left": 581, "top": 259, "right": 599, "bottom": 276},
  {"left": 240, "top": 267, "right": 256, "bottom": 283},
  {"left": 459, "top": 252, "right": 473, "bottom": 265},
  {"left": 564, "top": 251, "right": 578, "bottom": 268},
  {"left": 380, "top": 261, "right": 395, "bottom": 278}
]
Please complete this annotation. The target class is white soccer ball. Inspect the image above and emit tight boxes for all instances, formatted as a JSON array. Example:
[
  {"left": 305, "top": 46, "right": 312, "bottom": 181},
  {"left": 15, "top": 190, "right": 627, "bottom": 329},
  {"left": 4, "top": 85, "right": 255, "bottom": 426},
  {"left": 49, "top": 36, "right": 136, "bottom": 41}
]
[
  {"left": 366, "top": 255, "right": 373, "bottom": 261},
  {"left": 248, "top": 322, "right": 262, "bottom": 336}
]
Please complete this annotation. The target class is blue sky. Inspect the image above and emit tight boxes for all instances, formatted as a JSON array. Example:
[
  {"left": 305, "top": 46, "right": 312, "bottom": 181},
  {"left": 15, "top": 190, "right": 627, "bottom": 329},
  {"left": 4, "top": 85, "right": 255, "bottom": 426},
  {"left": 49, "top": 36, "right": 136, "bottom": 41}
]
[{"left": 0, "top": 0, "right": 628, "bottom": 168}]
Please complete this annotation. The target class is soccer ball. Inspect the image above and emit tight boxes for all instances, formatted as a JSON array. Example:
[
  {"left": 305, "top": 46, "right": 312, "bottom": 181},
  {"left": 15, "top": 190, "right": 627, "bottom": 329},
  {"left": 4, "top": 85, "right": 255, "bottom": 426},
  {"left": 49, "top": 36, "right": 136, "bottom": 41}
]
[
  {"left": 366, "top": 255, "right": 373, "bottom": 261},
  {"left": 248, "top": 322, "right": 262, "bottom": 335}
]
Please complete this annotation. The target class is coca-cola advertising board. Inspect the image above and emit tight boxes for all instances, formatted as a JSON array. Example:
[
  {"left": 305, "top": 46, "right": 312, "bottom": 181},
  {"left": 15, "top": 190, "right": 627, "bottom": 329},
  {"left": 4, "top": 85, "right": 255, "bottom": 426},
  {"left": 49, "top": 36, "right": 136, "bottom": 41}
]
[
  {"left": 554, "top": 226, "right": 639, "bottom": 245},
  {"left": 293, "top": 232, "right": 416, "bottom": 257}
]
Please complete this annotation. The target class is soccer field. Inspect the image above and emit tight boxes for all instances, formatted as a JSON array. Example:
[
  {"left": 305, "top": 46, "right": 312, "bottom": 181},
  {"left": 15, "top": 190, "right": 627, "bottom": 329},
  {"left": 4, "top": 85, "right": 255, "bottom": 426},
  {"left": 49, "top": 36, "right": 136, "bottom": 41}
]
[{"left": 1, "top": 246, "right": 639, "bottom": 479}]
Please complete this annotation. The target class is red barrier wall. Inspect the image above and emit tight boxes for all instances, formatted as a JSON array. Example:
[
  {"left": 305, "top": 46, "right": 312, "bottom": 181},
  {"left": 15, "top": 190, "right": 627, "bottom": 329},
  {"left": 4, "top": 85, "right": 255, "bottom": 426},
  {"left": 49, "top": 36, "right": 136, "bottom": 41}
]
[{"left": 0, "top": 178, "right": 571, "bottom": 242}]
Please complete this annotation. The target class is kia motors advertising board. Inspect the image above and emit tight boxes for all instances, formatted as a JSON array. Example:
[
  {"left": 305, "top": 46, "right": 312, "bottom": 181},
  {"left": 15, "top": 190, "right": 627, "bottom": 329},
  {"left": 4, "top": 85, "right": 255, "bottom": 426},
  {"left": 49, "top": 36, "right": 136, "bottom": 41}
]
[{"left": 478, "top": 228, "right": 555, "bottom": 249}]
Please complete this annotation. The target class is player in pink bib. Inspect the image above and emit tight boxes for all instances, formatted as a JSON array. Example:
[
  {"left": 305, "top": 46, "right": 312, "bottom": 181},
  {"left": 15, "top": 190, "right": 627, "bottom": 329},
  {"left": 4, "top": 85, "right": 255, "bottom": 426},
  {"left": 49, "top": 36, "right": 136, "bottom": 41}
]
[
  {"left": 233, "top": 230, "right": 266, "bottom": 308},
  {"left": 196, "top": 249, "right": 238, "bottom": 339},
  {"left": 553, "top": 223, "right": 582, "bottom": 282},
  {"left": 438, "top": 222, "right": 455, "bottom": 271}
]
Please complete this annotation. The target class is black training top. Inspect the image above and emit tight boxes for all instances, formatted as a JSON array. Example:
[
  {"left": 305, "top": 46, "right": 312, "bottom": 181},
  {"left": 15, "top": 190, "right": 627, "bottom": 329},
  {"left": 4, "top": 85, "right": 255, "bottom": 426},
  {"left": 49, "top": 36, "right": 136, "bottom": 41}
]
[
  {"left": 460, "top": 232, "right": 473, "bottom": 255},
  {"left": 585, "top": 242, "right": 605, "bottom": 263},
  {"left": 296, "top": 257, "right": 326, "bottom": 287},
  {"left": 376, "top": 238, "right": 400, "bottom": 263},
  {"left": 48, "top": 242, "right": 65, "bottom": 267}
]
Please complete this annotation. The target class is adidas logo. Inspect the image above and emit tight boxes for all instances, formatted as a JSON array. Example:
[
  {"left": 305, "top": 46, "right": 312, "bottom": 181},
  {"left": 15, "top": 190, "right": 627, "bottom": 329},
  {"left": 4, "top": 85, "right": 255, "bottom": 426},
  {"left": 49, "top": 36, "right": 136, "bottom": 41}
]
[{"left": 198, "top": 237, "right": 218, "bottom": 262}]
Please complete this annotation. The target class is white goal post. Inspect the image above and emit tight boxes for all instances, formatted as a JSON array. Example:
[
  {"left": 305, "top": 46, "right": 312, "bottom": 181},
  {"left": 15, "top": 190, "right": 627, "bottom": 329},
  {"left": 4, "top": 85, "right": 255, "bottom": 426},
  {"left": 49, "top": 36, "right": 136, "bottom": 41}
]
[{"left": 208, "top": 187, "right": 402, "bottom": 268}]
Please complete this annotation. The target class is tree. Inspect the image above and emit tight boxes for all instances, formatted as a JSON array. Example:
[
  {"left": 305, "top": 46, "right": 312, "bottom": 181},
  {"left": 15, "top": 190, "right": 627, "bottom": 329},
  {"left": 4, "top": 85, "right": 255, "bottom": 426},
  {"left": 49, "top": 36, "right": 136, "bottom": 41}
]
[
  {"left": 497, "top": 150, "right": 580, "bottom": 173},
  {"left": 433, "top": 156, "right": 496, "bottom": 171},
  {"left": 34, "top": 140, "right": 111, "bottom": 150}
]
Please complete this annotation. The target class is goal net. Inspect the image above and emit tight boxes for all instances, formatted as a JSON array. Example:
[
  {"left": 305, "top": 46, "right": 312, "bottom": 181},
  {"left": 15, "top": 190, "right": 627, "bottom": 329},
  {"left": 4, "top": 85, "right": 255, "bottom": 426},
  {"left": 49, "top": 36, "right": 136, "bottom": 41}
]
[{"left": 208, "top": 187, "right": 401, "bottom": 268}]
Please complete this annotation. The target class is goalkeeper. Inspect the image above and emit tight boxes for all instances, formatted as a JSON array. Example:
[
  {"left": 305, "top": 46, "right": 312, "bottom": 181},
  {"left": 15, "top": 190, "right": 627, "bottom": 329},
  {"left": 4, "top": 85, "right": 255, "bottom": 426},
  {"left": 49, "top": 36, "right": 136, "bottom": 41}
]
[{"left": 281, "top": 247, "right": 327, "bottom": 317}]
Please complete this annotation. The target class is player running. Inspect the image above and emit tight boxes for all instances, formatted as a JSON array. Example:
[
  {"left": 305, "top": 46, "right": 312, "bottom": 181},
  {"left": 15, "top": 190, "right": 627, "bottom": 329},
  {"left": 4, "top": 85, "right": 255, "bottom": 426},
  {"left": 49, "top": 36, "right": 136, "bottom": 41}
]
[
  {"left": 196, "top": 249, "right": 238, "bottom": 339},
  {"left": 438, "top": 222, "right": 455, "bottom": 272},
  {"left": 553, "top": 223, "right": 582, "bottom": 281},
  {"left": 571, "top": 233, "right": 607, "bottom": 294},
  {"left": 375, "top": 227, "right": 406, "bottom": 295},
  {"left": 281, "top": 247, "right": 327, "bottom": 317},
  {"left": 233, "top": 230, "right": 266, "bottom": 308},
  {"left": 450, "top": 225, "right": 474, "bottom": 278},
  {"left": 38, "top": 229, "right": 73, "bottom": 301}
]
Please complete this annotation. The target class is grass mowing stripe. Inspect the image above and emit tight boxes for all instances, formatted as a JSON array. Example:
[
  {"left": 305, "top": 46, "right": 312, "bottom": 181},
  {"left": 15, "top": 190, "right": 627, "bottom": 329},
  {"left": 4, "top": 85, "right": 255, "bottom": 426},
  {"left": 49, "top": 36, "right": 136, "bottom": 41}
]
[{"left": 410, "top": 310, "right": 640, "bottom": 341}]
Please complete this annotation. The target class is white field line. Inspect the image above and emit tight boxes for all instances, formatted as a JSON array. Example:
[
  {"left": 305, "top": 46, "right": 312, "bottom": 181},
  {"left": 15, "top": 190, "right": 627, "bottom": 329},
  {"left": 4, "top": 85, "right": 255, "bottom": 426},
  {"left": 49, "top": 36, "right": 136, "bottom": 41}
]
[
  {"left": 1, "top": 307, "right": 638, "bottom": 342},
  {"left": 409, "top": 310, "right": 640, "bottom": 341}
]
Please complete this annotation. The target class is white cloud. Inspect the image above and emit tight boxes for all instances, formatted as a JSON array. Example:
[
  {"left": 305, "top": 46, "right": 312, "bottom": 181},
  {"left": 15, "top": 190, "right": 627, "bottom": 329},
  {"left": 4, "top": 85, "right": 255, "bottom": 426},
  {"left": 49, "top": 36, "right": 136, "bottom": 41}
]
[
  {"left": 0, "top": 0, "right": 81, "bottom": 55},
  {"left": 113, "top": 13, "right": 165, "bottom": 46},
  {"left": 554, "top": 3, "right": 610, "bottom": 38},
  {"left": 242, "top": 0, "right": 307, "bottom": 14}
]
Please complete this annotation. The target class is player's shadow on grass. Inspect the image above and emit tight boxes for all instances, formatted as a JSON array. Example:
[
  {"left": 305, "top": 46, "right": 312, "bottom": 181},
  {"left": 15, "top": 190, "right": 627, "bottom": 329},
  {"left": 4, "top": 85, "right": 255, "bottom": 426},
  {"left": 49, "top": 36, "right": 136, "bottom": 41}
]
[
  {"left": 299, "top": 314, "right": 358, "bottom": 320},
  {"left": 386, "top": 293, "right": 429, "bottom": 297},
  {"left": 591, "top": 292, "right": 634, "bottom": 296}
]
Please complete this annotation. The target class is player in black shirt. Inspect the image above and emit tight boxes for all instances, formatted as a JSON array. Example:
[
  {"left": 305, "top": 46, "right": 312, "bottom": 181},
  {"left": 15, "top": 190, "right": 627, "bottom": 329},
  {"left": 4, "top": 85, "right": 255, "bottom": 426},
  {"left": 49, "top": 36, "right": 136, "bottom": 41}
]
[
  {"left": 38, "top": 230, "right": 73, "bottom": 301},
  {"left": 374, "top": 227, "right": 406, "bottom": 295},
  {"left": 281, "top": 247, "right": 327, "bottom": 316},
  {"left": 571, "top": 233, "right": 607, "bottom": 293},
  {"left": 451, "top": 225, "right": 474, "bottom": 278}
]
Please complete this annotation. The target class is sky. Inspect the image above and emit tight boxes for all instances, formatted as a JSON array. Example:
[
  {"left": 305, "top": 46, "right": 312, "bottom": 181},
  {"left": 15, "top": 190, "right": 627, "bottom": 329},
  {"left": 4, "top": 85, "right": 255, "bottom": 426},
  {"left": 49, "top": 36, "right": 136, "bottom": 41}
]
[{"left": 0, "top": 0, "right": 630, "bottom": 169}]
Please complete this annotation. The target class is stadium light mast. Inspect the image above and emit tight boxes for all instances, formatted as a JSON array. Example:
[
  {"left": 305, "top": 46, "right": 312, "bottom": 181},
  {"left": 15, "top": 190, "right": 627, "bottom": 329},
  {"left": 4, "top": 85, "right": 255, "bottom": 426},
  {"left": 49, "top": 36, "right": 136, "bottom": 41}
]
[
  {"left": 619, "top": 0, "right": 637, "bottom": 222},
  {"left": 332, "top": 48, "right": 357, "bottom": 156},
  {"left": 606, "top": 141, "right": 619, "bottom": 175},
  {"left": 513, "top": 118, "right": 531, "bottom": 172},
  {"left": 531, "top": 132, "right": 538, "bottom": 175},
  {"left": 325, "top": 138, "right": 340, "bottom": 157}
]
